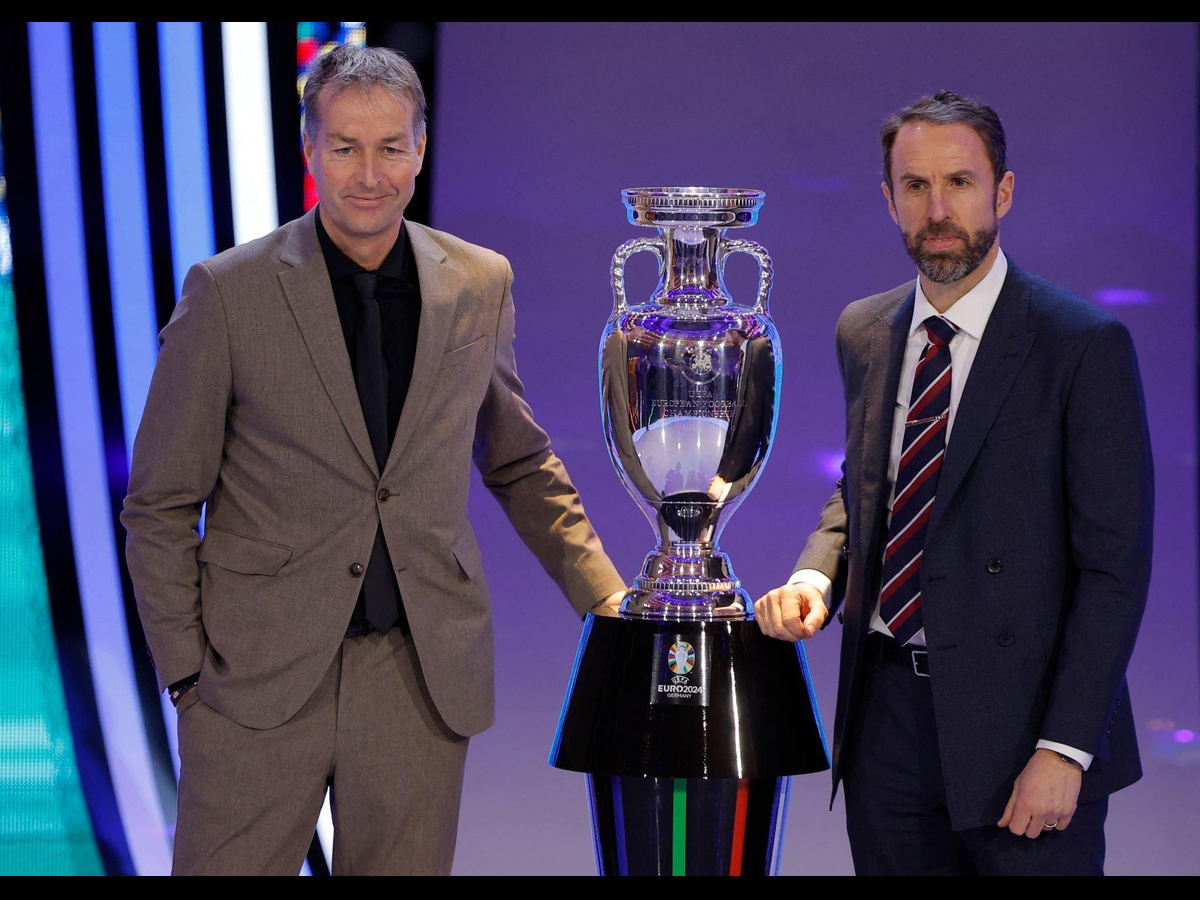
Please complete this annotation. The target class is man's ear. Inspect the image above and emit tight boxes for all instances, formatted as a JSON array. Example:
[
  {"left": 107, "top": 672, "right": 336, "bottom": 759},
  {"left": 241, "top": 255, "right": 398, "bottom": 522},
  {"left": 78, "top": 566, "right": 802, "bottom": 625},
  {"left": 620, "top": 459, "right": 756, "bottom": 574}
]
[
  {"left": 414, "top": 132, "right": 427, "bottom": 177},
  {"left": 995, "top": 170, "right": 1015, "bottom": 221},
  {"left": 302, "top": 130, "right": 314, "bottom": 173},
  {"left": 882, "top": 181, "right": 899, "bottom": 226}
]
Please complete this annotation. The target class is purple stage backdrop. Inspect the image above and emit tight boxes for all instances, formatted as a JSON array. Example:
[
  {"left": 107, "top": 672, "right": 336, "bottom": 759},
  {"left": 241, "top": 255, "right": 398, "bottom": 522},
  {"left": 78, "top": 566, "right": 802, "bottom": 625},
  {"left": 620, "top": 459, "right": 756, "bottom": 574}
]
[{"left": 428, "top": 22, "right": 1198, "bottom": 875}]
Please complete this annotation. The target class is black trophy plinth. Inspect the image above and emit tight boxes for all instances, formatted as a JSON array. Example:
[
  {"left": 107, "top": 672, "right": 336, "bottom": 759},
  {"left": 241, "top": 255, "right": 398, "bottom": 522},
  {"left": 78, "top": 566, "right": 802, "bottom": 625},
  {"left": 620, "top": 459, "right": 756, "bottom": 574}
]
[{"left": 550, "top": 612, "right": 830, "bottom": 875}]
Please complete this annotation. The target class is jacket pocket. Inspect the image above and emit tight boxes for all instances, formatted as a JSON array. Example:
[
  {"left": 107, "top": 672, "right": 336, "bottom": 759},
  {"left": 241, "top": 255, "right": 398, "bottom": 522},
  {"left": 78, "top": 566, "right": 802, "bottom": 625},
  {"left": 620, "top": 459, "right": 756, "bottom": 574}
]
[
  {"left": 450, "top": 528, "right": 483, "bottom": 580},
  {"left": 438, "top": 335, "right": 487, "bottom": 371},
  {"left": 174, "top": 687, "right": 202, "bottom": 718},
  {"left": 985, "top": 414, "right": 1057, "bottom": 446},
  {"left": 197, "top": 525, "right": 293, "bottom": 576}
]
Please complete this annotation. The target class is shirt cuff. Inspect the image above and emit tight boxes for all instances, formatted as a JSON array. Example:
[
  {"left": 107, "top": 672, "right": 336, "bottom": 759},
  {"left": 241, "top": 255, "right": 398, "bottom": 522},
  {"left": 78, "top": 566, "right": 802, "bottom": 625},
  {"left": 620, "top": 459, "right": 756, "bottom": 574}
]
[
  {"left": 788, "top": 569, "right": 833, "bottom": 607},
  {"left": 1036, "top": 740, "right": 1094, "bottom": 771}
]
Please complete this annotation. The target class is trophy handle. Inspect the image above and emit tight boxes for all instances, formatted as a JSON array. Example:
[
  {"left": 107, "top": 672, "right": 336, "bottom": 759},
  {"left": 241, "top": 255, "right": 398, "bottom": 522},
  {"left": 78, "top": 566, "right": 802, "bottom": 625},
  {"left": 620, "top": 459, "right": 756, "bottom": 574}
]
[
  {"left": 721, "top": 239, "right": 774, "bottom": 313},
  {"left": 611, "top": 238, "right": 665, "bottom": 314}
]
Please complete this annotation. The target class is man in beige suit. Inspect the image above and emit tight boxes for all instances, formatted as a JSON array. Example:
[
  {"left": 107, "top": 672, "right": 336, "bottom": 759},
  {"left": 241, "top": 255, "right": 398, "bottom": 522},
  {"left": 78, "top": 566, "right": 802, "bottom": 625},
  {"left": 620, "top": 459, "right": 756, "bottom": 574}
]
[{"left": 121, "top": 45, "right": 624, "bottom": 875}]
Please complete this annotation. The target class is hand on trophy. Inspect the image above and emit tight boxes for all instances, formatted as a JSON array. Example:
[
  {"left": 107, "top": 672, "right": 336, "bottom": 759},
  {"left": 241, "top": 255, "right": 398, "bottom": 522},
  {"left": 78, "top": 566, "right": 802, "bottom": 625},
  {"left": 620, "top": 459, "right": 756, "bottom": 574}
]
[
  {"left": 591, "top": 590, "right": 628, "bottom": 615},
  {"left": 754, "top": 582, "right": 828, "bottom": 642}
]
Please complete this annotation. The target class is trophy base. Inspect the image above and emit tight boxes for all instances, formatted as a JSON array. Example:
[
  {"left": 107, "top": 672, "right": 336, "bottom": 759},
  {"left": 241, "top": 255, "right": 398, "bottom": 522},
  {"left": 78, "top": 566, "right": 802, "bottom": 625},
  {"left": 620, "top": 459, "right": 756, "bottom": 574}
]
[
  {"left": 550, "top": 614, "right": 829, "bottom": 779},
  {"left": 620, "top": 548, "right": 752, "bottom": 619},
  {"left": 588, "top": 774, "right": 790, "bottom": 875},
  {"left": 551, "top": 611, "right": 828, "bottom": 876}
]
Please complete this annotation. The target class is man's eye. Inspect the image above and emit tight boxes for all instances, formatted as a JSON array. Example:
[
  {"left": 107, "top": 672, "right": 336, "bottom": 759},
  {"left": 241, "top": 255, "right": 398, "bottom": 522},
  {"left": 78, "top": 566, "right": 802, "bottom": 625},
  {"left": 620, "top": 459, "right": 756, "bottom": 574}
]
[
  {"left": 383, "top": 147, "right": 400, "bottom": 155},
  {"left": 953, "top": 179, "right": 969, "bottom": 187},
  {"left": 334, "top": 147, "right": 353, "bottom": 156},
  {"left": 907, "top": 183, "right": 925, "bottom": 191}
]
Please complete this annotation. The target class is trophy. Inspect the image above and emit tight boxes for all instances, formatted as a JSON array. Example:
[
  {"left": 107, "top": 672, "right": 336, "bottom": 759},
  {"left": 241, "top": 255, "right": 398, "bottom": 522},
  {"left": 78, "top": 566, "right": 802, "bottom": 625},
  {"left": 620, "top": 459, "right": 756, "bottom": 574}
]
[{"left": 551, "top": 188, "right": 830, "bottom": 876}]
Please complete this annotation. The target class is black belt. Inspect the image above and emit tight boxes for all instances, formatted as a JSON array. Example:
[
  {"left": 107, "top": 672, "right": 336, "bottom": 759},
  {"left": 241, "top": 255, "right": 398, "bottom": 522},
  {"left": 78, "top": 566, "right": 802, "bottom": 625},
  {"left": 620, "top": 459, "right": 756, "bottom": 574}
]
[{"left": 867, "top": 631, "right": 929, "bottom": 677}]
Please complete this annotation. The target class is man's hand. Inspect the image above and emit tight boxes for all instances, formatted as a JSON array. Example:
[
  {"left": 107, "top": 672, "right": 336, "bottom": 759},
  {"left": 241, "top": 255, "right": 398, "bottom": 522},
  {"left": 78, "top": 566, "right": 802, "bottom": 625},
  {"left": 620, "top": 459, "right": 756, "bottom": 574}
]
[
  {"left": 175, "top": 684, "right": 198, "bottom": 706},
  {"left": 997, "top": 748, "right": 1082, "bottom": 838},
  {"left": 706, "top": 475, "right": 729, "bottom": 501},
  {"left": 754, "top": 582, "right": 828, "bottom": 642},
  {"left": 594, "top": 590, "right": 626, "bottom": 613}
]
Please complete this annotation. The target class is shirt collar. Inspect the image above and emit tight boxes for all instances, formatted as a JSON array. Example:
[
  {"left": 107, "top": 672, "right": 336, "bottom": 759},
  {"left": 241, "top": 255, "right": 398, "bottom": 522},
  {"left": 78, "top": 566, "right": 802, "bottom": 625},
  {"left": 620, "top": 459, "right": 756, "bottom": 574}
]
[
  {"left": 314, "top": 205, "right": 410, "bottom": 282},
  {"left": 911, "top": 247, "right": 1008, "bottom": 340}
]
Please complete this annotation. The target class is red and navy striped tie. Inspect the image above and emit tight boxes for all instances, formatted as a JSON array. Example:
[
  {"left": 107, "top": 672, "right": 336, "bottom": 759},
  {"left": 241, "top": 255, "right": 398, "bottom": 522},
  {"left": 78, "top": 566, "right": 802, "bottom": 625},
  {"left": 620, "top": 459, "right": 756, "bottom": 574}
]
[{"left": 878, "top": 315, "right": 958, "bottom": 646}]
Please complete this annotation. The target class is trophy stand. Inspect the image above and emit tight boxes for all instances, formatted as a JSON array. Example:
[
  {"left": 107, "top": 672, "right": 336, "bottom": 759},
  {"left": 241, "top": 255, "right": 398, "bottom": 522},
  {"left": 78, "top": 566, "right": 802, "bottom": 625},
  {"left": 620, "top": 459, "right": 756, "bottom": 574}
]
[{"left": 550, "top": 189, "right": 830, "bottom": 876}]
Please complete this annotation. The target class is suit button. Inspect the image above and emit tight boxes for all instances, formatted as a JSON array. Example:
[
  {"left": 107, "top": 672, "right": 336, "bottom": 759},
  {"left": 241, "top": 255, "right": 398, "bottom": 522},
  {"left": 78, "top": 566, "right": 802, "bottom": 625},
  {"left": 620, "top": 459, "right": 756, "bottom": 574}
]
[
  {"left": 987, "top": 558, "right": 1003, "bottom": 574},
  {"left": 378, "top": 489, "right": 390, "bottom": 503},
  {"left": 998, "top": 631, "right": 1014, "bottom": 647},
  {"left": 349, "top": 563, "right": 364, "bottom": 577},
  {"left": 837, "top": 611, "right": 845, "bottom": 625}
]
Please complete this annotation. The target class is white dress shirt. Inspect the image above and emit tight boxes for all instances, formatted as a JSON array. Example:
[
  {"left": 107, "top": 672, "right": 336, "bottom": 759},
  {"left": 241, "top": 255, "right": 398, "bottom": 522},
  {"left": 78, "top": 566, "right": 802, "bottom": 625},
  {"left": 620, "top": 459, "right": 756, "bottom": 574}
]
[{"left": 790, "top": 249, "right": 1092, "bottom": 770}]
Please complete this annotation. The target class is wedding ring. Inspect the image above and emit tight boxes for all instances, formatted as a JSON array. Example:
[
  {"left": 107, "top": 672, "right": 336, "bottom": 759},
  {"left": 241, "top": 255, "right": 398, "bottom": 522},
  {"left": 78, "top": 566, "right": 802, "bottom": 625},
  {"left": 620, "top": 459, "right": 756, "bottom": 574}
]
[{"left": 1043, "top": 820, "right": 1059, "bottom": 830}]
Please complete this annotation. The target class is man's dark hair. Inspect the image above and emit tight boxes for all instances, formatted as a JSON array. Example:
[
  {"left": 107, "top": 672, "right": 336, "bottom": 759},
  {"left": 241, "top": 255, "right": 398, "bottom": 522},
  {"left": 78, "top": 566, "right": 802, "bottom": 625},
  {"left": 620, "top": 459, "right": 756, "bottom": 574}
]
[{"left": 880, "top": 89, "right": 1007, "bottom": 188}]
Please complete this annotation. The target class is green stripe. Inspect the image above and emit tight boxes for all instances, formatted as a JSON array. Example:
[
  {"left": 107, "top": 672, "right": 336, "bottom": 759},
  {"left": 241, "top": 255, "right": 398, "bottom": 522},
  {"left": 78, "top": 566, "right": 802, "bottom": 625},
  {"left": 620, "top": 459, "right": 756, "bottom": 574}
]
[
  {"left": 672, "top": 778, "right": 686, "bottom": 875},
  {"left": 0, "top": 112, "right": 103, "bottom": 874}
]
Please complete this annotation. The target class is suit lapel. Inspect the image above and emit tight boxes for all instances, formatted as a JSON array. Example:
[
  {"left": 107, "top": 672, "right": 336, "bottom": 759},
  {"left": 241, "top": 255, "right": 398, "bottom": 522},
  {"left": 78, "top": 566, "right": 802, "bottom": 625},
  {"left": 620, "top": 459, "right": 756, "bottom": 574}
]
[
  {"left": 278, "top": 208, "right": 379, "bottom": 478},
  {"left": 383, "top": 221, "right": 462, "bottom": 477},
  {"left": 926, "top": 264, "right": 1036, "bottom": 541},
  {"left": 858, "top": 289, "right": 913, "bottom": 561}
]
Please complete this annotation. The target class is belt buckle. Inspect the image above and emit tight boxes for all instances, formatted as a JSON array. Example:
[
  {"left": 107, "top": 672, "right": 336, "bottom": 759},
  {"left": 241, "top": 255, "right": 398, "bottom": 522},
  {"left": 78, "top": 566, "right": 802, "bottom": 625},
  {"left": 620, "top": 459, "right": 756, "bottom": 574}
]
[{"left": 911, "top": 650, "right": 930, "bottom": 677}]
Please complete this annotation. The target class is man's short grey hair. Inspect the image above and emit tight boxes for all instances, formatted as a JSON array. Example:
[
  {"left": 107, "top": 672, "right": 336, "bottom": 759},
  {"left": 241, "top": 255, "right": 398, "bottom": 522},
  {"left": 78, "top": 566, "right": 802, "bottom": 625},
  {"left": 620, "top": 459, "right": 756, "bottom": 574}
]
[
  {"left": 302, "top": 44, "right": 427, "bottom": 141},
  {"left": 880, "top": 89, "right": 1006, "bottom": 190}
]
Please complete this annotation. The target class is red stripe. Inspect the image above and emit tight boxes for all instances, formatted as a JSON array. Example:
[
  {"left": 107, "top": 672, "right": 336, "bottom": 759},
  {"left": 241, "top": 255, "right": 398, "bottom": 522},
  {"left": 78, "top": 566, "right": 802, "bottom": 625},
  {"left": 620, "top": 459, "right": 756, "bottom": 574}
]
[
  {"left": 900, "top": 415, "right": 947, "bottom": 469},
  {"left": 913, "top": 344, "right": 934, "bottom": 381},
  {"left": 888, "top": 595, "right": 922, "bottom": 631},
  {"left": 885, "top": 498, "right": 934, "bottom": 562},
  {"left": 881, "top": 551, "right": 921, "bottom": 602},
  {"left": 909, "top": 365, "right": 951, "bottom": 418},
  {"left": 892, "top": 453, "right": 943, "bottom": 516},
  {"left": 730, "top": 779, "right": 749, "bottom": 876}
]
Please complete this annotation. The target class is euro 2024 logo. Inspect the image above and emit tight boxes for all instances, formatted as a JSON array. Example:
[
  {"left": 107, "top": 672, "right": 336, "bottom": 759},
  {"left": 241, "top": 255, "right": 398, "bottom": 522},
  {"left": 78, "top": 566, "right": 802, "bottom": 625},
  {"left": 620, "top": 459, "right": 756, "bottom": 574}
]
[{"left": 668, "top": 641, "right": 695, "bottom": 682}]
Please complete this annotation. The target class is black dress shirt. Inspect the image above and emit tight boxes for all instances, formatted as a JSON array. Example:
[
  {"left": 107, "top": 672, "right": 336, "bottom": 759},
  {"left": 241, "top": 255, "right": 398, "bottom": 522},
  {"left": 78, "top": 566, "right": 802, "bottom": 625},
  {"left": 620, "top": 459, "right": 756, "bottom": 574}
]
[{"left": 316, "top": 209, "right": 421, "bottom": 637}]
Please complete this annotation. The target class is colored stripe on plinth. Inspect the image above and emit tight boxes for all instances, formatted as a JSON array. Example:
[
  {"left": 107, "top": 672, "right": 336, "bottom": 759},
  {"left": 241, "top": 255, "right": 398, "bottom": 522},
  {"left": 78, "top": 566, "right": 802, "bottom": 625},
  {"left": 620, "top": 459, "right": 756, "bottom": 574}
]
[
  {"left": 672, "top": 778, "right": 686, "bottom": 875},
  {"left": 612, "top": 776, "right": 628, "bottom": 876},
  {"left": 730, "top": 778, "right": 749, "bottom": 875}
]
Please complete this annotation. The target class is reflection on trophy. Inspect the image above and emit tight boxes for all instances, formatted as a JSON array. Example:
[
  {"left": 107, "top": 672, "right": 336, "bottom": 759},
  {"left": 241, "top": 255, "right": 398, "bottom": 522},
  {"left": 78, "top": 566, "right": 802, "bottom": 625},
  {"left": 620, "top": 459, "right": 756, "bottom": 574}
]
[{"left": 551, "top": 188, "right": 830, "bottom": 875}]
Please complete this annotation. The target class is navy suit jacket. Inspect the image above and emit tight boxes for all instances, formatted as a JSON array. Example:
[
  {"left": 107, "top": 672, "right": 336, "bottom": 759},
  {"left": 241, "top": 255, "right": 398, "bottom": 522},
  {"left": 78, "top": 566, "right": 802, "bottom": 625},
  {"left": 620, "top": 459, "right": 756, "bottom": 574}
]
[{"left": 794, "top": 261, "right": 1153, "bottom": 830}]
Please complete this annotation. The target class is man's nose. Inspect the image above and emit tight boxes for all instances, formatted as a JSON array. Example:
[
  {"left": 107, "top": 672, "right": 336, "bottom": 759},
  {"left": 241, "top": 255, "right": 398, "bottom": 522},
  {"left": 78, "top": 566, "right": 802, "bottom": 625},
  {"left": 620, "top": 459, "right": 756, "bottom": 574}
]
[
  {"left": 356, "top": 154, "right": 380, "bottom": 188},
  {"left": 926, "top": 186, "right": 951, "bottom": 221}
]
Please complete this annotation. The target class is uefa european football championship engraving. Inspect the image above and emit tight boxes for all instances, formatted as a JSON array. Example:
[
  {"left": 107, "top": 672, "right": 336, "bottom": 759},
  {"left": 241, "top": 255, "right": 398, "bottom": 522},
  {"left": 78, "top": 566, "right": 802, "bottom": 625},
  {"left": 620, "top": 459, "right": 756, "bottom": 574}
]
[{"left": 551, "top": 189, "right": 829, "bottom": 876}]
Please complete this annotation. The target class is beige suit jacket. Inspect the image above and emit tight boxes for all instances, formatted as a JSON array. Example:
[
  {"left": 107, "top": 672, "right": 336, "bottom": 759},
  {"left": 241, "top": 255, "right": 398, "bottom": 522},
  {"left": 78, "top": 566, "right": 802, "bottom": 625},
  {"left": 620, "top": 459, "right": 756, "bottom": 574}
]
[{"left": 121, "top": 207, "right": 624, "bottom": 734}]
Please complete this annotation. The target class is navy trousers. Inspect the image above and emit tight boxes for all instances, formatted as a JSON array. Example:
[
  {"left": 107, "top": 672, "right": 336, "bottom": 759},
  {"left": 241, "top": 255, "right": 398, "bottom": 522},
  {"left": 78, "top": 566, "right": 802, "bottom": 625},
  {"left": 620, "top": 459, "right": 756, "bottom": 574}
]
[{"left": 842, "top": 634, "right": 1107, "bottom": 876}]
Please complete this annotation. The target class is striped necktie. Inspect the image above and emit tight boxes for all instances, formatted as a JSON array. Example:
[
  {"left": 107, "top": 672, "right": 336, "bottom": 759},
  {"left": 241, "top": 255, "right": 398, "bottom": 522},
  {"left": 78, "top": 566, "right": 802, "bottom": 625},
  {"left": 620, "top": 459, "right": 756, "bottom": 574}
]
[{"left": 878, "top": 315, "right": 957, "bottom": 646}]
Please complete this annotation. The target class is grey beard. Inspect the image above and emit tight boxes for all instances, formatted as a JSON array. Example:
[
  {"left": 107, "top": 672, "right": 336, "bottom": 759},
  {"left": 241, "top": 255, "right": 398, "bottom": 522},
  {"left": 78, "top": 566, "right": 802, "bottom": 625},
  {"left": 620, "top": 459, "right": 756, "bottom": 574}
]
[{"left": 905, "top": 222, "right": 998, "bottom": 285}]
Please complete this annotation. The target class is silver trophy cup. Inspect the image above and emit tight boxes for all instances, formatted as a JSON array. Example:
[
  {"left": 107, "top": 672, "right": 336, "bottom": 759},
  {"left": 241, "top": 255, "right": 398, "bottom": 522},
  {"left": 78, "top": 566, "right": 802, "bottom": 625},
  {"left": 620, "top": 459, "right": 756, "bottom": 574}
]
[
  {"left": 551, "top": 188, "right": 828, "bottom": 876},
  {"left": 602, "top": 187, "right": 779, "bottom": 618}
]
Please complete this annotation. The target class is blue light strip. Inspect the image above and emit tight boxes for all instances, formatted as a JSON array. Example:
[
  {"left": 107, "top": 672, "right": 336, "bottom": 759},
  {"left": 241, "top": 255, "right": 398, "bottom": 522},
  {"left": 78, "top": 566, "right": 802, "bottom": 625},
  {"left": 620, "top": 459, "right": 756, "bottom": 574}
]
[
  {"left": 158, "top": 21, "right": 215, "bottom": 298},
  {"left": 158, "top": 20, "right": 217, "bottom": 777},
  {"left": 27, "top": 21, "right": 172, "bottom": 876},
  {"left": 93, "top": 21, "right": 159, "bottom": 466},
  {"left": 98, "top": 19, "right": 186, "bottom": 787}
]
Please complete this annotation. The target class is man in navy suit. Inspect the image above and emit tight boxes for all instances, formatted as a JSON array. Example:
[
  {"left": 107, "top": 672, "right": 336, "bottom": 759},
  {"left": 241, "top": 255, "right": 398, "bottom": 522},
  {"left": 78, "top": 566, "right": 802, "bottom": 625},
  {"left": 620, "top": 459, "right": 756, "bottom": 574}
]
[{"left": 756, "top": 90, "right": 1153, "bottom": 875}]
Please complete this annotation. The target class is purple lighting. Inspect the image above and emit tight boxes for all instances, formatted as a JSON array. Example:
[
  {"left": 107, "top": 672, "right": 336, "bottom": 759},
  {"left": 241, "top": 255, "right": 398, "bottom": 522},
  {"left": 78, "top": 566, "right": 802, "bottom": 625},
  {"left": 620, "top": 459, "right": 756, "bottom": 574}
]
[
  {"left": 817, "top": 451, "right": 846, "bottom": 481},
  {"left": 1175, "top": 730, "right": 1196, "bottom": 744},
  {"left": 1093, "top": 287, "right": 1154, "bottom": 307}
]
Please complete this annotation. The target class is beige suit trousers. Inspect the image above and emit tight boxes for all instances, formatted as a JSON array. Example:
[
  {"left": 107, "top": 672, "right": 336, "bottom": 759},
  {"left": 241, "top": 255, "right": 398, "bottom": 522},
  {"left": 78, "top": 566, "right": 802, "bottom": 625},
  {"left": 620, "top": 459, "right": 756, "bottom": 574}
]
[{"left": 172, "top": 629, "right": 468, "bottom": 875}]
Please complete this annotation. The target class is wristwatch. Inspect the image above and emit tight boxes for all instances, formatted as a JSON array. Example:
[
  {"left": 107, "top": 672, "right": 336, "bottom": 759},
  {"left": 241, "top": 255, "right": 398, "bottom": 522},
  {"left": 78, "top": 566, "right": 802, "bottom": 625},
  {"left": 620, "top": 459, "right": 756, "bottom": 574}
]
[
  {"left": 1054, "top": 751, "right": 1084, "bottom": 771},
  {"left": 169, "top": 673, "right": 201, "bottom": 707}
]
